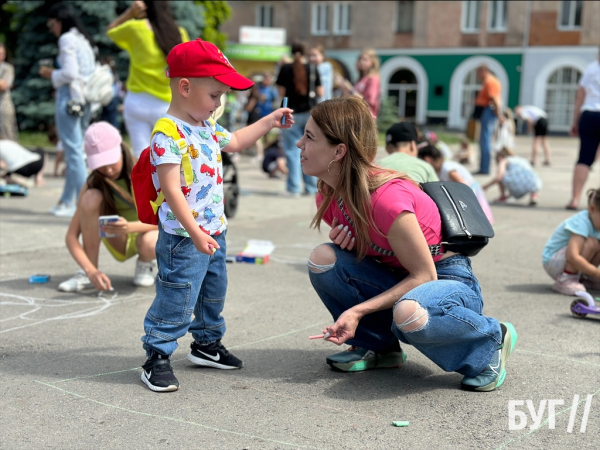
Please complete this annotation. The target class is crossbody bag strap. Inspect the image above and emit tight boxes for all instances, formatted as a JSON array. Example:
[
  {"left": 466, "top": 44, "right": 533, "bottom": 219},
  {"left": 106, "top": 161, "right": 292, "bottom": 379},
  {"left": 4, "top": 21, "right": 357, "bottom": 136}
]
[
  {"left": 336, "top": 197, "right": 443, "bottom": 257},
  {"left": 104, "top": 177, "right": 135, "bottom": 208}
]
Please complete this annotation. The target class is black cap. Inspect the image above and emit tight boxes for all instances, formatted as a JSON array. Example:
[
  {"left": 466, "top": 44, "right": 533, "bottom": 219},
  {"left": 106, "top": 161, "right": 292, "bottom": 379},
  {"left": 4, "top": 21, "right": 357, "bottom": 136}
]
[{"left": 385, "top": 122, "right": 418, "bottom": 145}]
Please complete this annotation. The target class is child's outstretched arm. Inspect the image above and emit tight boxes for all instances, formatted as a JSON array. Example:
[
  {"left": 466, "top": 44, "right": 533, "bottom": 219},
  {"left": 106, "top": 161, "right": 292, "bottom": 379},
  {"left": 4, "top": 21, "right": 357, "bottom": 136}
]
[
  {"left": 566, "top": 234, "right": 600, "bottom": 279},
  {"left": 483, "top": 159, "right": 507, "bottom": 190},
  {"left": 157, "top": 164, "right": 219, "bottom": 256},
  {"left": 225, "top": 108, "right": 294, "bottom": 153}
]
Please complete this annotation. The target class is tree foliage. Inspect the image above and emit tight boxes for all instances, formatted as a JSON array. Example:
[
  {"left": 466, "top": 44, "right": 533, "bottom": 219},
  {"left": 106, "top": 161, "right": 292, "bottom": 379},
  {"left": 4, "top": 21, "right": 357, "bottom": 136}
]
[{"left": 6, "top": 1, "right": 218, "bottom": 131}]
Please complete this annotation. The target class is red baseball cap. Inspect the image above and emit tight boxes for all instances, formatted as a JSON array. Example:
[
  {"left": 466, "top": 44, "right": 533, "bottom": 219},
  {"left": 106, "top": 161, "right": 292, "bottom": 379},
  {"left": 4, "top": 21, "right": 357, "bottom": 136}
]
[{"left": 166, "top": 39, "right": 253, "bottom": 90}]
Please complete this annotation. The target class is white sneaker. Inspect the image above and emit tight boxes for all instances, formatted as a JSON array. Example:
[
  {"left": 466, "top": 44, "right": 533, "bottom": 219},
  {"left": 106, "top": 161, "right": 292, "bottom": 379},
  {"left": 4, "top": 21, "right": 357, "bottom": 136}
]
[
  {"left": 51, "top": 203, "right": 76, "bottom": 217},
  {"left": 58, "top": 269, "right": 91, "bottom": 292},
  {"left": 133, "top": 258, "right": 156, "bottom": 287}
]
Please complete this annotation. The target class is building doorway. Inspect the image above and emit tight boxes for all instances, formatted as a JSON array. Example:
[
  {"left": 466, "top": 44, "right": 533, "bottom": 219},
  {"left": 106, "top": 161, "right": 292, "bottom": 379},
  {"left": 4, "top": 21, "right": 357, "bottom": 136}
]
[
  {"left": 388, "top": 69, "right": 418, "bottom": 121},
  {"left": 544, "top": 66, "right": 581, "bottom": 131}
]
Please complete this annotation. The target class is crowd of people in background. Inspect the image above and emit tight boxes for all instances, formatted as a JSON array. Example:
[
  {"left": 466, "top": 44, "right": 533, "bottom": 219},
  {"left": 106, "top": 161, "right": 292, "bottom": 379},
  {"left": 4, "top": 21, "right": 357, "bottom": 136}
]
[{"left": 0, "top": 3, "right": 599, "bottom": 340}]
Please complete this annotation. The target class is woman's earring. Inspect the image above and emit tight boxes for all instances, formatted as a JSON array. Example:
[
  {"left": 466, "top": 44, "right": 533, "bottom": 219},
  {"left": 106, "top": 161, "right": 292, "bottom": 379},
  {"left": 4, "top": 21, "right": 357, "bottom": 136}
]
[{"left": 327, "top": 160, "right": 341, "bottom": 177}]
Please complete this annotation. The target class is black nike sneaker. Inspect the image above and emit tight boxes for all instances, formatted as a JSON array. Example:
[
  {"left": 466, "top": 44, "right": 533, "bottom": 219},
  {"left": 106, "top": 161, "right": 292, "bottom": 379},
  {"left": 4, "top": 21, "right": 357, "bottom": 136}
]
[
  {"left": 187, "top": 340, "right": 243, "bottom": 369},
  {"left": 141, "top": 353, "right": 179, "bottom": 392}
]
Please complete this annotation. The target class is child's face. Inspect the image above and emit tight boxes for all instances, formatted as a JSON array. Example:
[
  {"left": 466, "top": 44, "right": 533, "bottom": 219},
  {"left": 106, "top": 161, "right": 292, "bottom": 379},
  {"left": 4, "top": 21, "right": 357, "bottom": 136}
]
[
  {"left": 426, "top": 157, "right": 443, "bottom": 173},
  {"left": 589, "top": 205, "right": 600, "bottom": 230},
  {"left": 185, "top": 78, "right": 230, "bottom": 123},
  {"left": 97, "top": 154, "right": 123, "bottom": 180}
]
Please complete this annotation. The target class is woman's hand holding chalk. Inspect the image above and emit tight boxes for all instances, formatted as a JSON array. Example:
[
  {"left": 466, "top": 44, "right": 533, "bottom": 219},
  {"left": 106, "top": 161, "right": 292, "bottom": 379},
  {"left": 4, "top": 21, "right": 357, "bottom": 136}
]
[{"left": 308, "top": 332, "right": 330, "bottom": 340}]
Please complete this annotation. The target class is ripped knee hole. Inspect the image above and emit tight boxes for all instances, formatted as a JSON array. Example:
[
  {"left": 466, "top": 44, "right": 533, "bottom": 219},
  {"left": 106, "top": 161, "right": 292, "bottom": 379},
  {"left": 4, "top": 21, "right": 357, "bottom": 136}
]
[{"left": 395, "top": 301, "right": 429, "bottom": 332}]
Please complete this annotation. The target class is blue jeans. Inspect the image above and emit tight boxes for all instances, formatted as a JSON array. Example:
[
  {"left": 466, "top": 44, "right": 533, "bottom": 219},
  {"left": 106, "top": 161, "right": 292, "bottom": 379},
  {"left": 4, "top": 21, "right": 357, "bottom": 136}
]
[
  {"left": 308, "top": 244, "right": 501, "bottom": 377},
  {"left": 55, "top": 85, "right": 91, "bottom": 206},
  {"left": 281, "top": 111, "right": 317, "bottom": 194},
  {"left": 478, "top": 107, "right": 497, "bottom": 174},
  {"left": 142, "top": 226, "right": 228, "bottom": 357}
]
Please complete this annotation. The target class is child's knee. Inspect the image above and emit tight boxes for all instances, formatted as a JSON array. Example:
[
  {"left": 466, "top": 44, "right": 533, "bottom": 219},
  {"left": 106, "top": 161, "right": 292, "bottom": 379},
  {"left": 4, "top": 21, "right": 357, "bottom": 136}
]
[
  {"left": 583, "top": 237, "right": 600, "bottom": 254},
  {"left": 308, "top": 244, "right": 336, "bottom": 273},
  {"left": 80, "top": 189, "right": 103, "bottom": 214},
  {"left": 137, "top": 231, "right": 157, "bottom": 257},
  {"left": 393, "top": 300, "right": 429, "bottom": 333}
]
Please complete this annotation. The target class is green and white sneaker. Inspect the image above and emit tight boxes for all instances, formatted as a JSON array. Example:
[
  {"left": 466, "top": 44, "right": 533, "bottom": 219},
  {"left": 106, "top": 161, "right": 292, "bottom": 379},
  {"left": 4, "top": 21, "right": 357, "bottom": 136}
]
[
  {"left": 326, "top": 346, "right": 407, "bottom": 372},
  {"left": 461, "top": 322, "right": 518, "bottom": 392}
]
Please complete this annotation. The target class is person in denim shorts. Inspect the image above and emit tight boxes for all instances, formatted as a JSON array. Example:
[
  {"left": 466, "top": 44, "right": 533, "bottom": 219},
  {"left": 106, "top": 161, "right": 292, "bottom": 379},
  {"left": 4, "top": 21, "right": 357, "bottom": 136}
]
[
  {"left": 140, "top": 39, "right": 294, "bottom": 392},
  {"left": 302, "top": 97, "right": 517, "bottom": 392}
]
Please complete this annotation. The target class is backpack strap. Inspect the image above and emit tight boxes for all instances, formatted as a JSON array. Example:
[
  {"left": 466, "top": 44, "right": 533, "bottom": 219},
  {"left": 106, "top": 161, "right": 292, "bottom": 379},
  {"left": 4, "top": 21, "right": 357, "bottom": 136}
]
[
  {"left": 151, "top": 118, "right": 194, "bottom": 186},
  {"left": 149, "top": 118, "right": 194, "bottom": 214}
]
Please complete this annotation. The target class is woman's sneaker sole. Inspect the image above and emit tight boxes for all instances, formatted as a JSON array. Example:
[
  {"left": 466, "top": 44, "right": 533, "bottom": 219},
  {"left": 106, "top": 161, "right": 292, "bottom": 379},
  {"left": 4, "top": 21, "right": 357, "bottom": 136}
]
[{"left": 327, "top": 351, "right": 407, "bottom": 372}]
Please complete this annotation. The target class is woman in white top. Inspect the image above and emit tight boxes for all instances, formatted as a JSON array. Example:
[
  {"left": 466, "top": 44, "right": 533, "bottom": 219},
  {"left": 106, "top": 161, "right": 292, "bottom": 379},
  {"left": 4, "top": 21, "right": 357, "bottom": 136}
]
[
  {"left": 39, "top": 4, "right": 96, "bottom": 218},
  {"left": 418, "top": 142, "right": 494, "bottom": 225},
  {"left": 567, "top": 53, "right": 600, "bottom": 210}
]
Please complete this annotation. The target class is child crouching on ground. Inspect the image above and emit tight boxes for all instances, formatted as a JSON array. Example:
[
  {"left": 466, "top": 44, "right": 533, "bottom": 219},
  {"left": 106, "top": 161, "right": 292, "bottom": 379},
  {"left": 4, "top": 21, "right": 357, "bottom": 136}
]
[
  {"left": 140, "top": 39, "right": 294, "bottom": 392},
  {"left": 482, "top": 148, "right": 541, "bottom": 206},
  {"left": 543, "top": 188, "right": 600, "bottom": 296}
]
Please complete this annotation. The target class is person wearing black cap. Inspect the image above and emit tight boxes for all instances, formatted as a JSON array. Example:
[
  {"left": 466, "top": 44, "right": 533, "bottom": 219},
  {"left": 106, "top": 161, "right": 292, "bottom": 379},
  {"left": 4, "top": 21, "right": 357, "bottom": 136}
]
[{"left": 379, "top": 122, "right": 438, "bottom": 183}]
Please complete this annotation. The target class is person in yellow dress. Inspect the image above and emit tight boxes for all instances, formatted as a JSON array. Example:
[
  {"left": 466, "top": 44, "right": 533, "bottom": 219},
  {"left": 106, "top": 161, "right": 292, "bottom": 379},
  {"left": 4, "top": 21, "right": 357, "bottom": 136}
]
[{"left": 107, "top": 0, "right": 189, "bottom": 158}]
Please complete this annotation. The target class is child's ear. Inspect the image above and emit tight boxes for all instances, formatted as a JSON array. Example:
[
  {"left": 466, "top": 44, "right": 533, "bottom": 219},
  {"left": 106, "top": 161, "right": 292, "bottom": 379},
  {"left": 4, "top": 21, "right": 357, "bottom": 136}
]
[{"left": 179, "top": 78, "right": 191, "bottom": 97}]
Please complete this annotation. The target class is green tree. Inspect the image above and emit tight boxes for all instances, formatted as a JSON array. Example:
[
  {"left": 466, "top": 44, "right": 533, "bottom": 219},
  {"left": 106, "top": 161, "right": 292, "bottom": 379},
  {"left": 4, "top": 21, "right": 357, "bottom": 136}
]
[
  {"left": 8, "top": 1, "right": 209, "bottom": 131},
  {"left": 196, "top": 1, "right": 231, "bottom": 49}
]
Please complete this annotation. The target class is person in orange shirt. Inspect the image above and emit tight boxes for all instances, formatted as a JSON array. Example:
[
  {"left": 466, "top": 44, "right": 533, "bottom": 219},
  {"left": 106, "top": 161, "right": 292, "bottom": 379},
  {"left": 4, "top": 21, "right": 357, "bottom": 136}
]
[{"left": 474, "top": 65, "right": 502, "bottom": 174}]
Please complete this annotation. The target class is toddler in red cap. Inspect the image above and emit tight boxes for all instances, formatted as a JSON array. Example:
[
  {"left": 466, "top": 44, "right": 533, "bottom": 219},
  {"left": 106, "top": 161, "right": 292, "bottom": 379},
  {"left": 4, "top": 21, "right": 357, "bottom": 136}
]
[
  {"left": 140, "top": 39, "right": 294, "bottom": 392},
  {"left": 60, "top": 121, "right": 159, "bottom": 293}
]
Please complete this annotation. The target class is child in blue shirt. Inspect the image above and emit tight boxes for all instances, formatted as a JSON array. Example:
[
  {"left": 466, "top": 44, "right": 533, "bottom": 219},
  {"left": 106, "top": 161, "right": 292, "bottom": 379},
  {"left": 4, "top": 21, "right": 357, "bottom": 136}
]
[
  {"left": 140, "top": 39, "right": 293, "bottom": 392},
  {"left": 543, "top": 188, "right": 600, "bottom": 296}
]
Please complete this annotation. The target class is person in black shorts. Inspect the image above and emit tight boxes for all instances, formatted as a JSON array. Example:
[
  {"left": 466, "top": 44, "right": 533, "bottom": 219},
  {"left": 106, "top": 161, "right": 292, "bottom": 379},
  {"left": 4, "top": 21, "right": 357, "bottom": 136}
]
[
  {"left": 515, "top": 105, "right": 551, "bottom": 167},
  {"left": 0, "top": 139, "right": 45, "bottom": 187}
]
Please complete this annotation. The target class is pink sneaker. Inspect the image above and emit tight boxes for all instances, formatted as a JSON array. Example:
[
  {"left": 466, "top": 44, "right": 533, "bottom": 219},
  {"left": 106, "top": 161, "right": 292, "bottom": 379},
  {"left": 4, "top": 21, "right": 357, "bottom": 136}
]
[
  {"left": 580, "top": 275, "right": 600, "bottom": 291},
  {"left": 552, "top": 272, "right": 585, "bottom": 296}
]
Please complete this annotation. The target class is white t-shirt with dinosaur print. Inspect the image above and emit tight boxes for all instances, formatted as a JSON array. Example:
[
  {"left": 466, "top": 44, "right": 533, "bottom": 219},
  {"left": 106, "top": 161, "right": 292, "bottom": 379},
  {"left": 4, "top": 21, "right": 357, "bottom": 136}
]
[{"left": 149, "top": 114, "right": 231, "bottom": 237}]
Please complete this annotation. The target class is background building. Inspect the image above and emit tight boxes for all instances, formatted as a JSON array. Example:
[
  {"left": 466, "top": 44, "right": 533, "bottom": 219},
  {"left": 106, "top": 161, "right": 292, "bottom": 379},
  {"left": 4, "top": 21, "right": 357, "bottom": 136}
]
[{"left": 222, "top": 1, "right": 600, "bottom": 131}]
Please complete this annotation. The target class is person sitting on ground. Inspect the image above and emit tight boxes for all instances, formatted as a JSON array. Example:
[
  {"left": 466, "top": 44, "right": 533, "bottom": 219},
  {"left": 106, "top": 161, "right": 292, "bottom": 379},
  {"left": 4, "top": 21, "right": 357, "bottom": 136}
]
[
  {"left": 262, "top": 136, "right": 288, "bottom": 179},
  {"left": 482, "top": 148, "right": 541, "bottom": 206},
  {"left": 378, "top": 122, "right": 438, "bottom": 183},
  {"left": 543, "top": 188, "right": 600, "bottom": 296},
  {"left": 0, "top": 138, "right": 45, "bottom": 187},
  {"left": 455, "top": 138, "right": 472, "bottom": 165},
  {"left": 418, "top": 141, "right": 493, "bottom": 225},
  {"left": 514, "top": 105, "right": 551, "bottom": 167},
  {"left": 304, "top": 96, "right": 517, "bottom": 392},
  {"left": 60, "top": 122, "right": 158, "bottom": 292}
]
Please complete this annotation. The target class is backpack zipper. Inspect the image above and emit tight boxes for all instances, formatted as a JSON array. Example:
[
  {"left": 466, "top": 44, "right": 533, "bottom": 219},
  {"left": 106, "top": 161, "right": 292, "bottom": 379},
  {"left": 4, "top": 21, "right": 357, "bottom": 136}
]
[{"left": 440, "top": 184, "right": 472, "bottom": 239}]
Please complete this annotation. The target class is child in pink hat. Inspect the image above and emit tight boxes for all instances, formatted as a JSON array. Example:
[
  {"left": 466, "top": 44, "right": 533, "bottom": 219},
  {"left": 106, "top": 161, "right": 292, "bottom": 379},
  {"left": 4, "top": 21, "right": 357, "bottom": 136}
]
[{"left": 59, "top": 121, "right": 158, "bottom": 293}]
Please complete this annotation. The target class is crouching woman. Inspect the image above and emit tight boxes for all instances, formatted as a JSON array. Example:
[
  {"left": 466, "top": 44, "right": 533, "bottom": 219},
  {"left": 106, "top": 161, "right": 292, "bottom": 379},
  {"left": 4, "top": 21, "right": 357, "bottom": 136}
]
[{"left": 302, "top": 97, "right": 516, "bottom": 391}]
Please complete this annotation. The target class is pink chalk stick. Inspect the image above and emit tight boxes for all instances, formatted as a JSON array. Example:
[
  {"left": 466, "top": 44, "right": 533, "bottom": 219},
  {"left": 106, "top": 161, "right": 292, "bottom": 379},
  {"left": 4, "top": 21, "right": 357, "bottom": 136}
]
[{"left": 308, "top": 334, "right": 325, "bottom": 340}]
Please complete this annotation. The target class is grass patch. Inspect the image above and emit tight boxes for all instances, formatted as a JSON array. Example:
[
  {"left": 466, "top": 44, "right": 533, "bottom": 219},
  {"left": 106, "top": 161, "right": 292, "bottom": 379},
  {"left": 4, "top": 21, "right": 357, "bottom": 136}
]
[
  {"left": 19, "top": 131, "right": 53, "bottom": 150},
  {"left": 377, "top": 128, "right": 464, "bottom": 148}
]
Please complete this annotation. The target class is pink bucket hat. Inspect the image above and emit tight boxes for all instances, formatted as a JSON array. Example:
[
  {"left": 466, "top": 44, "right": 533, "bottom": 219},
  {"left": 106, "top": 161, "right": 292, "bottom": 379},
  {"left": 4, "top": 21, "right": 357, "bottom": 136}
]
[{"left": 84, "top": 122, "right": 122, "bottom": 171}]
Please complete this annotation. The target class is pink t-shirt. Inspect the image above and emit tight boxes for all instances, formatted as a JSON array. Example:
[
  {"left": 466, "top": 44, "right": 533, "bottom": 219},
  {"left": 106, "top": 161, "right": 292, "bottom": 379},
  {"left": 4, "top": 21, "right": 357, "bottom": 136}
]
[
  {"left": 354, "top": 75, "right": 380, "bottom": 118},
  {"left": 317, "top": 179, "right": 443, "bottom": 269}
]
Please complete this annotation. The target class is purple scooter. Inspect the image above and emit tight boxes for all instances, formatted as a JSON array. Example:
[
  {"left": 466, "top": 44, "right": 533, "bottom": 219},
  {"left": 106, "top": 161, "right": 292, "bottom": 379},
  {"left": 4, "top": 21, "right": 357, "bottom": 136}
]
[{"left": 571, "top": 291, "right": 600, "bottom": 318}]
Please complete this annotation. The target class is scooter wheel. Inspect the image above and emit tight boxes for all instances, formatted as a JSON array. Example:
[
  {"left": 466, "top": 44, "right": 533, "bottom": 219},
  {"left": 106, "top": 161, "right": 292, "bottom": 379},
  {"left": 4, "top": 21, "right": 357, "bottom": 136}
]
[{"left": 570, "top": 300, "right": 587, "bottom": 318}]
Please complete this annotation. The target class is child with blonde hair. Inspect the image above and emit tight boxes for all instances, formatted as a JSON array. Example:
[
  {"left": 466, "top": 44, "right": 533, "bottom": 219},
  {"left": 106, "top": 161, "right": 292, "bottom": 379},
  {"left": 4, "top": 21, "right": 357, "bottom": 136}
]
[
  {"left": 140, "top": 39, "right": 293, "bottom": 392},
  {"left": 483, "top": 148, "right": 541, "bottom": 206},
  {"left": 543, "top": 188, "right": 600, "bottom": 295}
]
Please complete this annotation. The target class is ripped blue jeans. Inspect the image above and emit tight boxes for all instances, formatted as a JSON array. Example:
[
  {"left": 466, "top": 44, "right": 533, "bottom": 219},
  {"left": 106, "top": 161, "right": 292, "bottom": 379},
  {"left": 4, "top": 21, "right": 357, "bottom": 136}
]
[{"left": 308, "top": 244, "right": 501, "bottom": 377}]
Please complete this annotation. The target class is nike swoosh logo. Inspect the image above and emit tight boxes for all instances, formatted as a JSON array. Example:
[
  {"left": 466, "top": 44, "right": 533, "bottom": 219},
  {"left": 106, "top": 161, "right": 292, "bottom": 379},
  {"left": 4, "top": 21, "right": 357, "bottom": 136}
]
[
  {"left": 197, "top": 350, "right": 220, "bottom": 361},
  {"left": 144, "top": 370, "right": 152, "bottom": 379}
]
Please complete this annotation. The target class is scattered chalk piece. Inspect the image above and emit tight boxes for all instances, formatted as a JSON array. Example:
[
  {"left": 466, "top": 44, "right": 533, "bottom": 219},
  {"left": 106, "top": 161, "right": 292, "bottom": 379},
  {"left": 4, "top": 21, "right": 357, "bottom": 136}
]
[{"left": 392, "top": 421, "right": 409, "bottom": 427}]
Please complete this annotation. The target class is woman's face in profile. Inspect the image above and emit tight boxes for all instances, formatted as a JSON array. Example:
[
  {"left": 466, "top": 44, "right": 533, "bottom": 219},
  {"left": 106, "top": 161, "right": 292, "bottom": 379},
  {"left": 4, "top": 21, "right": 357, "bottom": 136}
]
[
  {"left": 297, "top": 117, "right": 337, "bottom": 179},
  {"left": 357, "top": 54, "right": 372, "bottom": 73}
]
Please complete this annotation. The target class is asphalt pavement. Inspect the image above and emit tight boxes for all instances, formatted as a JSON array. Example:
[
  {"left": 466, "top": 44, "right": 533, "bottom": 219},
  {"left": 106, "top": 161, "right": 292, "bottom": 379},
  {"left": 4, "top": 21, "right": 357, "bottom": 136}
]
[{"left": 1, "top": 135, "right": 598, "bottom": 449}]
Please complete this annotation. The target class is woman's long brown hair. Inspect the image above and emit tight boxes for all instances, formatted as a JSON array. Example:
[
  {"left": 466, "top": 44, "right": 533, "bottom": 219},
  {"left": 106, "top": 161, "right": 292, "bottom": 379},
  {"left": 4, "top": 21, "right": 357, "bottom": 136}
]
[
  {"left": 85, "top": 143, "right": 135, "bottom": 216},
  {"left": 291, "top": 41, "right": 308, "bottom": 96},
  {"left": 144, "top": 0, "right": 183, "bottom": 57},
  {"left": 310, "top": 97, "right": 417, "bottom": 260}
]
